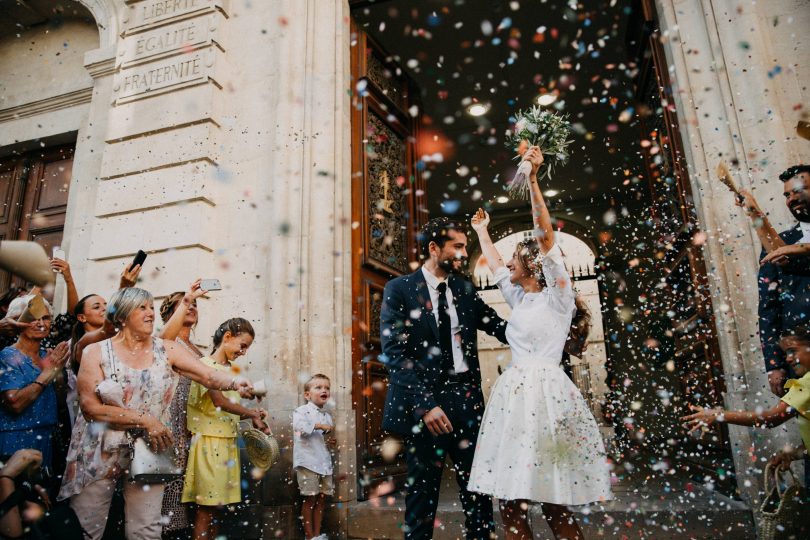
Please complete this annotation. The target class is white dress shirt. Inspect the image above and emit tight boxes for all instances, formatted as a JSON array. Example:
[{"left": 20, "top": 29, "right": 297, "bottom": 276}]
[
  {"left": 292, "top": 402, "right": 333, "bottom": 475},
  {"left": 421, "top": 266, "right": 469, "bottom": 373},
  {"left": 800, "top": 221, "right": 810, "bottom": 242}
]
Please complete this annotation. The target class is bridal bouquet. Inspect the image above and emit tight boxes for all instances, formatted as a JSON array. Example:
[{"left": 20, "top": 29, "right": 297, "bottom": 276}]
[{"left": 504, "top": 105, "right": 573, "bottom": 198}]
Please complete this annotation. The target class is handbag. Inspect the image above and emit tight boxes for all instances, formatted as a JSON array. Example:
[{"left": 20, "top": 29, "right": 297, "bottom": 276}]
[
  {"left": 758, "top": 463, "right": 805, "bottom": 540},
  {"left": 101, "top": 340, "right": 182, "bottom": 484},
  {"left": 129, "top": 437, "right": 182, "bottom": 484}
]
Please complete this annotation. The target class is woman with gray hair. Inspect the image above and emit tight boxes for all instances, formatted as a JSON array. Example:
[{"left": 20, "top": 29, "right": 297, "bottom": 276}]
[
  {"left": 0, "top": 295, "right": 69, "bottom": 471},
  {"left": 57, "top": 288, "right": 255, "bottom": 540}
]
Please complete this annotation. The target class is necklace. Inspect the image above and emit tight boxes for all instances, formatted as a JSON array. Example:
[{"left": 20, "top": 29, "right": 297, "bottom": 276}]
[{"left": 119, "top": 335, "right": 147, "bottom": 356}]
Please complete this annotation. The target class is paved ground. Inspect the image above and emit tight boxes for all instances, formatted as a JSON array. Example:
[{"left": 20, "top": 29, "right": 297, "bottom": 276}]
[{"left": 347, "top": 455, "right": 756, "bottom": 539}]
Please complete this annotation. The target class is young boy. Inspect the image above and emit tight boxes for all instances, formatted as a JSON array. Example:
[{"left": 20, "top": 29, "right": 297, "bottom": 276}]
[
  {"left": 683, "top": 325, "right": 810, "bottom": 471},
  {"left": 293, "top": 374, "right": 335, "bottom": 540}
]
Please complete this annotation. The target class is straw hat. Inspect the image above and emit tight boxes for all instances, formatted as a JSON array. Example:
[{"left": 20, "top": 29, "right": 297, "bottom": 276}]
[{"left": 242, "top": 428, "right": 280, "bottom": 470}]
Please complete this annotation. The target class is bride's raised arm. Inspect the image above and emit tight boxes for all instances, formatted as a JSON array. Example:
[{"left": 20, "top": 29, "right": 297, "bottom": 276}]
[
  {"left": 524, "top": 145, "right": 555, "bottom": 253},
  {"left": 470, "top": 208, "right": 504, "bottom": 273}
]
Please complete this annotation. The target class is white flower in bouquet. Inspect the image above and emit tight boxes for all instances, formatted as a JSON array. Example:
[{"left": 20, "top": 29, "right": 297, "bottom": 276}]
[{"left": 504, "top": 105, "right": 573, "bottom": 198}]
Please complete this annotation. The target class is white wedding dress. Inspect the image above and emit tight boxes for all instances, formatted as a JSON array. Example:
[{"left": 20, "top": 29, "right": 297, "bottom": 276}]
[{"left": 468, "top": 244, "right": 612, "bottom": 505}]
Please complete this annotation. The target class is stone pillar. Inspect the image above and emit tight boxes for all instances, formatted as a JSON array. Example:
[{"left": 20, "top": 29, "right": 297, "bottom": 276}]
[
  {"left": 252, "top": 0, "right": 355, "bottom": 535},
  {"left": 656, "top": 0, "right": 809, "bottom": 504}
]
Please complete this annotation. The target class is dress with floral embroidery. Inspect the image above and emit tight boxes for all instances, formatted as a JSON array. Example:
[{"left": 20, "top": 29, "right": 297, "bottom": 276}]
[{"left": 58, "top": 338, "right": 178, "bottom": 501}]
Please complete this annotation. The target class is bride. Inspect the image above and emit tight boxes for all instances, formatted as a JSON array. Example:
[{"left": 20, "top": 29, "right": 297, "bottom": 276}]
[{"left": 467, "top": 146, "right": 612, "bottom": 540}]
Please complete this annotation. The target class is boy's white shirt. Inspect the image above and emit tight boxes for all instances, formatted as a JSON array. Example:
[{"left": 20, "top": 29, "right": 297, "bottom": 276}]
[{"left": 292, "top": 401, "right": 334, "bottom": 475}]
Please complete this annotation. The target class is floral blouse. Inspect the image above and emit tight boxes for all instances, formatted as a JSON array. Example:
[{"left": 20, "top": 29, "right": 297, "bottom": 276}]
[{"left": 58, "top": 338, "right": 177, "bottom": 500}]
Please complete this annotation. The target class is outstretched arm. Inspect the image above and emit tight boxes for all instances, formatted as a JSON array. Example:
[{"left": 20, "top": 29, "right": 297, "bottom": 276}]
[
  {"left": 682, "top": 400, "right": 795, "bottom": 432},
  {"left": 164, "top": 340, "right": 254, "bottom": 398},
  {"left": 159, "top": 279, "right": 207, "bottom": 340},
  {"left": 524, "top": 146, "right": 555, "bottom": 253},
  {"left": 735, "top": 190, "right": 786, "bottom": 253},
  {"left": 470, "top": 209, "right": 504, "bottom": 273}
]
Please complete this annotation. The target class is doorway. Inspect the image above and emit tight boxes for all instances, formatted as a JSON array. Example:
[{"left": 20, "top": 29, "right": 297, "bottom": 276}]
[
  {"left": 0, "top": 145, "right": 75, "bottom": 291},
  {"left": 349, "top": 0, "right": 737, "bottom": 501}
]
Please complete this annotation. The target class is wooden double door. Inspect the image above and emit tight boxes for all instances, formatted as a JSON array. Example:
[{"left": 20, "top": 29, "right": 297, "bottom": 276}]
[
  {"left": 0, "top": 145, "right": 75, "bottom": 292},
  {"left": 350, "top": 23, "right": 426, "bottom": 499}
]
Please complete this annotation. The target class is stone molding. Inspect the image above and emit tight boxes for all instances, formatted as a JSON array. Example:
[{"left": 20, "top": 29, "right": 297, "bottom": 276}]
[
  {"left": 0, "top": 88, "right": 92, "bottom": 123},
  {"left": 85, "top": 46, "right": 118, "bottom": 79}
]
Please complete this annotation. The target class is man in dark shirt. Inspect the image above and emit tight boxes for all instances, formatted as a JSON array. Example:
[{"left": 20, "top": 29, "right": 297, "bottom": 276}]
[{"left": 754, "top": 165, "right": 810, "bottom": 396}]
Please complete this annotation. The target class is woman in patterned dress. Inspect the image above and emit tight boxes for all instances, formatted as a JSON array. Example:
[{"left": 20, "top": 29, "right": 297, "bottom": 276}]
[
  {"left": 57, "top": 287, "right": 254, "bottom": 540},
  {"left": 158, "top": 280, "right": 208, "bottom": 539}
]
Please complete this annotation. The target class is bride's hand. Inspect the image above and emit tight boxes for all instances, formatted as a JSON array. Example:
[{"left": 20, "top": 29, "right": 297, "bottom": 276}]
[
  {"left": 524, "top": 145, "right": 545, "bottom": 177},
  {"left": 471, "top": 208, "right": 490, "bottom": 233}
]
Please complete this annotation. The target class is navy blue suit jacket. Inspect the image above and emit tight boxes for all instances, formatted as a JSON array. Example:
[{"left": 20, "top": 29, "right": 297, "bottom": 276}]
[
  {"left": 758, "top": 225, "right": 810, "bottom": 374},
  {"left": 379, "top": 268, "right": 508, "bottom": 436}
]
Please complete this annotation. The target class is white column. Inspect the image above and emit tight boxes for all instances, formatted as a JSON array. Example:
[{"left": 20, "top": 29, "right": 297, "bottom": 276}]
[
  {"left": 656, "top": 0, "right": 808, "bottom": 504},
  {"left": 263, "top": 0, "right": 355, "bottom": 509}
]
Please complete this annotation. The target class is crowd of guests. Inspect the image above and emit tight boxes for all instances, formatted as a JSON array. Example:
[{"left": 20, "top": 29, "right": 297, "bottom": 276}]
[
  {"left": 0, "top": 163, "right": 807, "bottom": 540},
  {"left": 0, "top": 264, "right": 337, "bottom": 539}
]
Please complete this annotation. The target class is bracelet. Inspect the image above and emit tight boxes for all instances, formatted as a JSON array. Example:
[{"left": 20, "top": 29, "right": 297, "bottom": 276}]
[{"left": 32, "top": 381, "right": 47, "bottom": 390}]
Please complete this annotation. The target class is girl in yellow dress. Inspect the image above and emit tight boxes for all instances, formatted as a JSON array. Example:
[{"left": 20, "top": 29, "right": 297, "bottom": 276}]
[{"left": 182, "top": 318, "right": 269, "bottom": 539}]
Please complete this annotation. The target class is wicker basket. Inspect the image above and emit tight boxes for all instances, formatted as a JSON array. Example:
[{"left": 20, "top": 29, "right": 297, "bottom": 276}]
[
  {"left": 242, "top": 427, "right": 280, "bottom": 471},
  {"left": 759, "top": 463, "right": 804, "bottom": 540}
]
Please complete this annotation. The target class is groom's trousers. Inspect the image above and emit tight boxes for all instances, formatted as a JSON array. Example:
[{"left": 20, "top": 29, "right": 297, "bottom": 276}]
[{"left": 403, "top": 380, "right": 494, "bottom": 540}]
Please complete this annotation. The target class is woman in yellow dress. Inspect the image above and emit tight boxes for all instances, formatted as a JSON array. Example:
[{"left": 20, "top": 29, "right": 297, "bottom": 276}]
[{"left": 182, "top": 318, "right": 270, "bottom": 539}]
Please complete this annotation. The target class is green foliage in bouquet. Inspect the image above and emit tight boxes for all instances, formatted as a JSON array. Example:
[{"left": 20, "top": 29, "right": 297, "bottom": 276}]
[{"left": 504, "top": 105, "right": 574, "bottom": 183}]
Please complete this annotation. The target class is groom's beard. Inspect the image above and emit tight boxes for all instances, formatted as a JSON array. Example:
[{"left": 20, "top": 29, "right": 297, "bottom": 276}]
[
  {"left": 788, "top": 200, "right": 810, "bottom": 222},
  {"left": 438, "top": 256, "right": 467, "bottom": 274}
]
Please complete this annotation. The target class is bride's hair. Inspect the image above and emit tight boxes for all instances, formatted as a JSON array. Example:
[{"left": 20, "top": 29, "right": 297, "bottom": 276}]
[{"left": 515, "top": 238, "right": 591, "bottom": 357}]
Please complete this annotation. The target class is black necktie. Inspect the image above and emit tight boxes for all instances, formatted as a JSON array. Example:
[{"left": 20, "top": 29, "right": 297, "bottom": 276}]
[{"left": 436, "top": 282, "right": 455, "bottom": 378}]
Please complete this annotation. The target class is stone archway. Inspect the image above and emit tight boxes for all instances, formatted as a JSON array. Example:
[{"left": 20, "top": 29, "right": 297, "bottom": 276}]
[{"left": 76, "top": 0, "right": 120, "bottom": 48}]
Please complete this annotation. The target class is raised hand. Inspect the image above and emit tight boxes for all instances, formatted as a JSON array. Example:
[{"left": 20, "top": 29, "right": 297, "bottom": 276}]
[
  {"left": 42, "top": 341, "right": 70, "bottom": 374},
  {"left": 734, "top": 189, "right": 764, "bottom": 218},
  {"left": 120, "top": 262, "right": 142, "bottom": 289},
  {"left": 0, "top": 317, "right": 31, "bottom": 338},
  {"left": 524, "top": 145, "right": 545, "bottom": 177},
  {"left": 471, "top": 208, "right": 490, "bottom": 233},
  {"left": 50, "top": 258, "right": 72, "bottom": 279},
  {"left": 184, "top": 278, "right": 209, "bottom": 304}
]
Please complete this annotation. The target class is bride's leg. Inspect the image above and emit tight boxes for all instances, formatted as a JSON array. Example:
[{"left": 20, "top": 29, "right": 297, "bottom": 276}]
[
  {"left": 499, "top": 499, "right": 532, "bottom": 540},
  {"left": 540, "top": 502, "right": 583, "bottom": 540}
]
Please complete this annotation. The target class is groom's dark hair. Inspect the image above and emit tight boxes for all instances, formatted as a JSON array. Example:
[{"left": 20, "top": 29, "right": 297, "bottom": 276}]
[{"left": 418, "top": 217, "right": 468, "bottom": 260}]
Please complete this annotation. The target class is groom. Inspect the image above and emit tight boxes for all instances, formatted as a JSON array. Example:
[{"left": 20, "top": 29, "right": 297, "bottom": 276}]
[{"left": 380, "top": 217, "right": 508, "bottom": 540}]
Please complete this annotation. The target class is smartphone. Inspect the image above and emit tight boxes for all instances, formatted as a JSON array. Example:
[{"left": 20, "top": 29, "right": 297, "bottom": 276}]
[
  {"left": 130, "top": 250, "right": 147, "bottom": 271},
  {"left": 52, "top": 247, "right": 66, "bottom": 260},
  {"left": 200, "top": 279, "right": 222, "bottom": 291}
]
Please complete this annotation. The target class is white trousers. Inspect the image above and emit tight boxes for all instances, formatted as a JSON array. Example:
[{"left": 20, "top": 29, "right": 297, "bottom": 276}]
[{"left": 69, "top": 477, "right": 165, "bottom": 540}]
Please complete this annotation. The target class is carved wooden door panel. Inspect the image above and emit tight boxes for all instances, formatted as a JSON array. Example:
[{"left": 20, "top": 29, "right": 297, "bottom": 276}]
[
  {"left": 350, "top": 21, "right": 426, "bottom": 500},
  {"left": 0, "top": 146, "right": 74, "bottom": 291}
]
